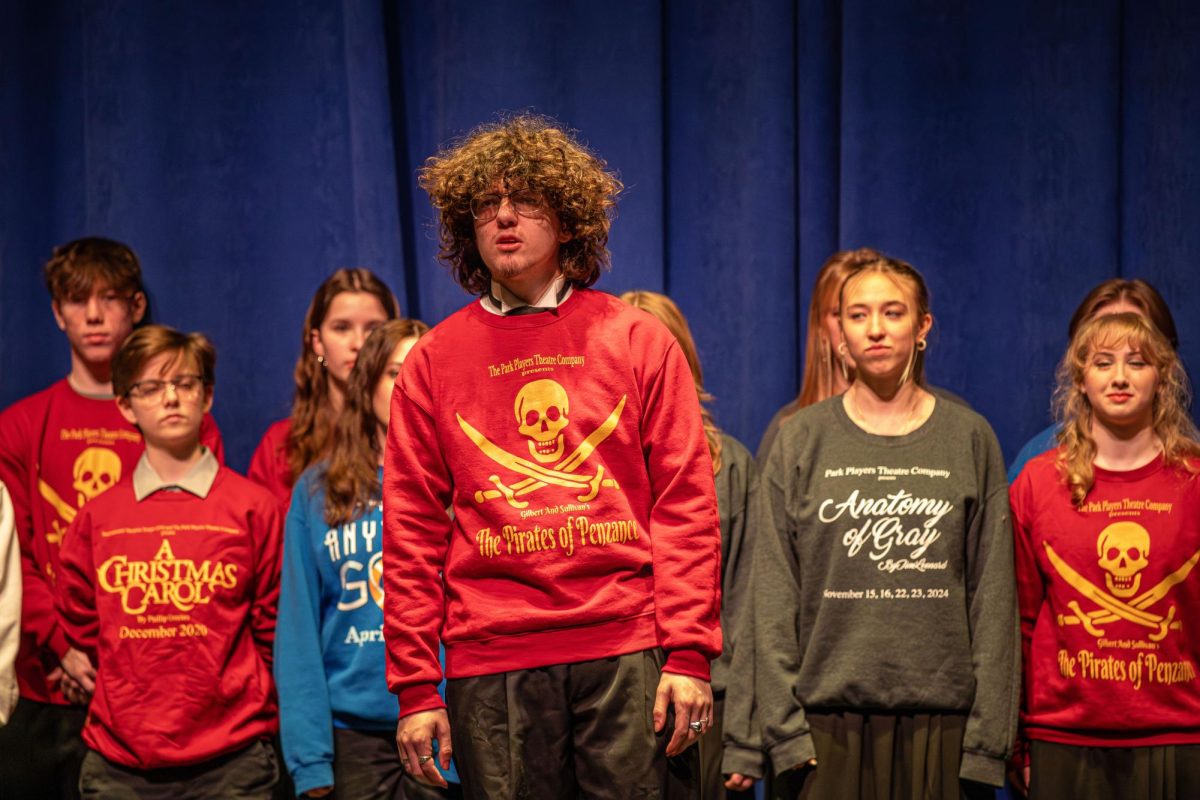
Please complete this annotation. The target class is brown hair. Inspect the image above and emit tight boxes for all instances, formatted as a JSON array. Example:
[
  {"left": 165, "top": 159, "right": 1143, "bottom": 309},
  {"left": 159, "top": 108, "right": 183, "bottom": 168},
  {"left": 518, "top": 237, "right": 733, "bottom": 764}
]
[
  {"left": 44, "top": 237, "right": 145, "bottom": 304},
  {"left": 791, "top": 248, "right": 888, "bottom": 413},
  {"left": 618, "top": 291, "right": 723, "bottom": 474},
  {"left": 1053, "top": 313, "right": 1200, "bottom": 505},
  {"left": 418, "top": 113, "right": 623, "bottom": 295},
  {"left": 838, "top": 251, "right": 933, "bottom": 388},
  {"left": 112, "top": 324, "right": 215, "bottom": 398},
  {"left": 1067, "top": 278, "right": 1179, "bottom": 348},
  {"left": 288, "top": 269, "right": 400, "bottom": 481},
  {"left": 323, "top": 318, "right": 429, "bottom": 526}
]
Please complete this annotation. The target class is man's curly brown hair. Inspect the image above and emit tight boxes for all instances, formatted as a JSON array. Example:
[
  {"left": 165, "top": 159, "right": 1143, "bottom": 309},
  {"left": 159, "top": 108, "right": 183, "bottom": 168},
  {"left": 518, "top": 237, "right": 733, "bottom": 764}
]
[{"left": 418, "top": 114, "right": 623, "bottom": 295}]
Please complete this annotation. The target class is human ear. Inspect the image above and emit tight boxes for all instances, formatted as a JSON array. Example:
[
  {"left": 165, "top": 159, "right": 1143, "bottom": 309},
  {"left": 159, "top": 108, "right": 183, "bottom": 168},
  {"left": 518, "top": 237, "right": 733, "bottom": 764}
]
[
  {"left": 130, "top": 292, "right": 148, "bottom": 324},
  {"left": 51, "top": 301, "right": 67, "bottom": 331},
  {"left": 202, "top": 386, "right": 214, "bottom": 415},
  {"left": 311, "top": 329, "right": 325, "bottom": 358},
  {"left": 116, "top": 396, "right": 139, "bottom": 427}
]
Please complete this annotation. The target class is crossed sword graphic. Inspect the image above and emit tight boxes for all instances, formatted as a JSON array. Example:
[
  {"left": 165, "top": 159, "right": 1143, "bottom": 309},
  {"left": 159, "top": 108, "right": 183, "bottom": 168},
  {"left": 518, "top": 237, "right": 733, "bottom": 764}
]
[
  {"left": 38, "top": 479, "right": 78, "bottom": 545},
  {"left": 456, "top": 395, "right": 627, "bottom": 509},
  {"left": 1045, "top": 542, "right": 1199, "bottom": 642}
]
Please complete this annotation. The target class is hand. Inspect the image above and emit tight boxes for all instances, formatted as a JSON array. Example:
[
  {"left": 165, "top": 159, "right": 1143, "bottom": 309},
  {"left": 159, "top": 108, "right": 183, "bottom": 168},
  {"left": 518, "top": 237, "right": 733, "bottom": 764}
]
[
  {"left": 396, "top": 709, "right": 452, "bottom": 788},
  {"left": 59, "top": 672, "right": 91, "bottom": 706},
  {"left": 301, "top": 788, "right": 333, "bottom": 798},
  {"left": 653, "top": 672, "right": 713, "bottom": 757},
  {"left": 1006, "top": 760, "right": 1030, "bottom": 796},
  {"left": 60, "top": 647, "right": 97, "bottom": 695},
  {"left": 724, "top": 773, "right": 756, "bottom": 791}
]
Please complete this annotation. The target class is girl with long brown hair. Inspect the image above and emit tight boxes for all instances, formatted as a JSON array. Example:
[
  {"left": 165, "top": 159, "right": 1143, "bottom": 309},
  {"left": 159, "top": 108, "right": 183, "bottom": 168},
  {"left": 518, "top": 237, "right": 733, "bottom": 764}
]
[
  {"left": 735, "top": 253, "right": 1016, "bottom": 798},
  {"left": 1010, "top": 313, "right": 1200, "bottom": 799},
  {"left": 755, "top": 249, "right": 873, "bottom": 461},
  {"left": 619, "top": 290, "right": 767, "bottom": 799},
  {"left": 248, "top": 268, "right": 398, "bottom": 507},
  {"left": 274, "top": 319, "right": 462, "bottom": 799},
  {"left": 1008, "top": 278, "right": 1180, "bottom": 482}
]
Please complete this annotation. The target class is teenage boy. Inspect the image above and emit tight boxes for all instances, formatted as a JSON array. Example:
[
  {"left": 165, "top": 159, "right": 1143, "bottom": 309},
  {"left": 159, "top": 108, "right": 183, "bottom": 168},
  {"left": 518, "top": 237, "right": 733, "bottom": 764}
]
[
  {"left": 383, "top": 115, "right": 722, "bottom": 799},
  {"left": 55, "top": 325, "right": 281, "bottom": 798},
  {"left": 0, "top": 237, "right": 224, "bottom": 798}
]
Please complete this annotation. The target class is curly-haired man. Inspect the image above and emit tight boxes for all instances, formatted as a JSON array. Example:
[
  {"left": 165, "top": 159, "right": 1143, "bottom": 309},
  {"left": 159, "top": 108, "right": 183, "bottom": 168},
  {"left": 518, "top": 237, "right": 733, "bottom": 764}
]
[{"left": 382, "top": 114, "right": 722, "bottom": 798}]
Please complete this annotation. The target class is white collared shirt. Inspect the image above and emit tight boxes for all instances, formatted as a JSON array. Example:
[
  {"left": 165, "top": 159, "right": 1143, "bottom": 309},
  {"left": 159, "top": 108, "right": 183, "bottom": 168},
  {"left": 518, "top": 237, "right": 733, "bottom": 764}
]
[
  {"left": 480, "top": 273, "right": 573, "bottom": 316},
  {"left": 132, "top": 447, "right": 219, "bottom": 501}
]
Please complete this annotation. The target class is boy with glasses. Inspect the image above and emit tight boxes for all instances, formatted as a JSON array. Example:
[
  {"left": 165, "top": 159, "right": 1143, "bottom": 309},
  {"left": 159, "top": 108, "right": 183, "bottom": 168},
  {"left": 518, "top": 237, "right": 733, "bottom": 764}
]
[
  {"left": 383, "top": 115, "right": 722, "bottom": 799},
  {"left": 55, "top": 325, "right": 281, "bottom": 798},
  {"left": 0, "top": 238, "right": 224, "bottom": 798}
]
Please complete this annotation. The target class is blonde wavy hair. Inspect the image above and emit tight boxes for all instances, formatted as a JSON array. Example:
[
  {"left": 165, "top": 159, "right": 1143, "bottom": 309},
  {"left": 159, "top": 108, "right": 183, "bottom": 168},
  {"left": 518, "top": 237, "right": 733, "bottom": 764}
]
[
  {"left": 619, "top": 291, "right": 723, "bottom": 474},
  {"left": 418, "top": 114, "right": 623, "bottom": 295},
  {"left": 1053, "top": 312, "right": 1200, "bottom": 505}
]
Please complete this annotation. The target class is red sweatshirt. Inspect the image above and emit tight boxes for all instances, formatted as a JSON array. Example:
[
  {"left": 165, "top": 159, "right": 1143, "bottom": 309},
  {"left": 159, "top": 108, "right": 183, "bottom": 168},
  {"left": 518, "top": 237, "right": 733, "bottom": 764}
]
[
  {"left": 55, "top": 466, "right": 281, "bottom": 768},
  {"left": 247, "top": 418, "right": 294, "bottom": 509},
  {"left": 0, "top": 379, "right": 223, "bottom": 703},
  {"left": 383, "top": 290, "right": 722, "bottom": 715},
  {"left": 1012, "top": 451, "right": 1200, "bottom": 749}
]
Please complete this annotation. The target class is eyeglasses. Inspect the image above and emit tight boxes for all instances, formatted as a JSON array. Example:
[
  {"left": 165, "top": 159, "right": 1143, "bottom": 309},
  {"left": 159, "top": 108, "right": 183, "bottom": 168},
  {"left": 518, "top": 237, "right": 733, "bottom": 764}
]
[
  {"left": 470, "top": 189, "right": 546, "bottom": 222},
  {"left": 127, "top": 374, "right": 206, "bottom": 402}
]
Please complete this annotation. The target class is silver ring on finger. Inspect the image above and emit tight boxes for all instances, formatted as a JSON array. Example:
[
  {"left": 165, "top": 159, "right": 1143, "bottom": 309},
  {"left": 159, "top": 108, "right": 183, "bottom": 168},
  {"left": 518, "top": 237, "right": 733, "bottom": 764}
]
[
  {"left": 689, "top": 721, "right": 703, "bottom": 732},
  {"left": 418, "top": 754, "right": 433, "bottom": 765}
]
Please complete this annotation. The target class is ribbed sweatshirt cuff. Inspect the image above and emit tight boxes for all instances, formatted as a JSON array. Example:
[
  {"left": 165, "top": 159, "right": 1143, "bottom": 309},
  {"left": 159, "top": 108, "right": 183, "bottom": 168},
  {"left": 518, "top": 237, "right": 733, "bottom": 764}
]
[
  {"left": 721, "top": 743, "right": 765, "bottom": 779},
  {"left": 662, "top": 649, "right": 711, "bottom": 681},
  {"left": 959, "top": 751, "right": 1006, "bottom": 787},
  {"left": 292, "top": 762, "right": 334, "bottom": 797},
  {"left": 768, "top": 732, "right": 816, "bottom": 777},
  {"left": 397, "top": 683, "right": 446, "bottom": 718}
]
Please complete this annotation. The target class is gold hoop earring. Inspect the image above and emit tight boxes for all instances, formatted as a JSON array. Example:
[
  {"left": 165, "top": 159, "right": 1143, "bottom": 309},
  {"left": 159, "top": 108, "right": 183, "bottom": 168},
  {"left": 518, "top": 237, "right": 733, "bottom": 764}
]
[
  {"left": 837, "top": 342, "right": 848, "bottom": 356},
  {"left": 916, "top": 339, "right": 927, "bottom": 351}
]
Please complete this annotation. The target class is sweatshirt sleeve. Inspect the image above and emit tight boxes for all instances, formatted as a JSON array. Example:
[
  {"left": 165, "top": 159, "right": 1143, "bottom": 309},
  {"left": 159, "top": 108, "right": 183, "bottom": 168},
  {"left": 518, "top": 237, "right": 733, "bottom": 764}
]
[
  {"left": 640, "top": 342, "right": 722, "bottom": 679},
  {"left": 249, "top": 494, "right": 284, "bottom": 669},
  {"left": 0, "top": 482, "right": 20, "bottom": 724},
  {"left": 274, "top": 474, "right": 335, "bottom": 795},
  {"left": 718, "top": 451, "right": 769, "bottom": 778},
  {"left": 958, "top": 429, "right": 1020, "bottom": 787},
  {"left": 200, "top": 413, "right": 225, "bottom": 465},
  {"left": 56, "top": 507, "right": 100, "bottom": 657},
  {"left": 755, "top": 433, "right": 817, "bottom": 776},
  {"left": 1009, "top": 466, "right": 1043, "bottom": 770},
  {"left": 0, "top": 403, "right": 68, "bottom": 661},
  {"left": 383, "top": 351, "right": 454, "bottom": 717}
]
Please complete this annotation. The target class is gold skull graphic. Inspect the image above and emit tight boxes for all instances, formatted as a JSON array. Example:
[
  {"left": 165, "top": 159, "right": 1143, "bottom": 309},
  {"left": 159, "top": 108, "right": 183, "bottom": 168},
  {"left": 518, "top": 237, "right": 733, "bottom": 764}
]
[
  {"left": 1097, "top": 521, "right": 1151, "bottom": 598},
  {"left": 515, "top": 379, "right": 569, "bottom": 463},
  {"left": 73, "top": 447, "right": 122, "bottom": 506}
]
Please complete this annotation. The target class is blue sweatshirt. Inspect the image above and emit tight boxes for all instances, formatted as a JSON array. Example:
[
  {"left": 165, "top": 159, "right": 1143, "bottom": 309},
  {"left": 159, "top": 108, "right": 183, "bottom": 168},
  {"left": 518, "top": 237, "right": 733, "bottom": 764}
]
[{"left": 275, "top": 466, "right": 457, "bottom": 794}]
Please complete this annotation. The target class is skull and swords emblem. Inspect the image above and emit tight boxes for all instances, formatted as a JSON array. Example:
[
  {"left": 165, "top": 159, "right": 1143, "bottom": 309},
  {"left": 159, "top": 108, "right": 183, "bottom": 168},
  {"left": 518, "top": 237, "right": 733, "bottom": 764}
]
[
  {"left": 1046, "top": 521, "right": 1199, "bottom": 642},
  {"left": 458, "top": 379, "right": 626, "bottom": 509},
  {"left": 39, "top": 446, "right": 124, "bottom": 545}
]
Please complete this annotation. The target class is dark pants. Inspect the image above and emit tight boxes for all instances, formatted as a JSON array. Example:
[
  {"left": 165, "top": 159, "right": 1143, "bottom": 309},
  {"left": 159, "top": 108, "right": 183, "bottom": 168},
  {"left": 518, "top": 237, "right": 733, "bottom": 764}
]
[
  {"left": 78, "top": 739, "right": 278, "bottom": 800},
  {"left": 0, "top": 696, "right": 87, "bottom": 800},
  {"left": 446, "top": 649, "right": 700, "bottom": 800},
  {"left": 1030, "top": 740, "right": 1200, "bottom": 800},
  {"left": 697, "top": 692, "right": 755, "bottom": 800},
  {"left": 332, "top": 727, "right": 461, "bottom": 800},
  {"left": 775, "top": 712, "right": 994, "bottom": 800}
]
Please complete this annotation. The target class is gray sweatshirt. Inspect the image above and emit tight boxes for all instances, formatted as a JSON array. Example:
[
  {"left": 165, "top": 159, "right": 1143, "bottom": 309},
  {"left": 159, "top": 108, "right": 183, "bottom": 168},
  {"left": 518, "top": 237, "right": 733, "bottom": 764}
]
[
  {"left": 726, "top": 395, "right": 1018, "bottom": 787},
  {"left": 711, "top": 433, "right": 767, "bottom": 695}
]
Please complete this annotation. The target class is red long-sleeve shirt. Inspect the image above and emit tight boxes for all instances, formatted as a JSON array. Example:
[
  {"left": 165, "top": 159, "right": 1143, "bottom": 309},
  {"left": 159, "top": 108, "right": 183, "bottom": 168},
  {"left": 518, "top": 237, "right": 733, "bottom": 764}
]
[
  {"left": 382, "top": 290, "right": 723, "bottom": 716},
  {"left": 247, "top": 418, "right": 294, "bottom": 509},
  {"left": 1012, "top": 451, "right": 1200, "bottom": 749},
  {"left": 55, "top": 466, "right": 281, "bottom": 768},
  {"left": 0, "top": 379, "right": 223, "bottom": 703}
]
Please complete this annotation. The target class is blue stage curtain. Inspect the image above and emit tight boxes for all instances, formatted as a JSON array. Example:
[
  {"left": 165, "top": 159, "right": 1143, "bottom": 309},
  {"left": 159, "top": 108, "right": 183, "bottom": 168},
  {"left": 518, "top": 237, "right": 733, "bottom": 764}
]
[{"left": 2, "top": 0, "right": 1198, "bottom": 471}]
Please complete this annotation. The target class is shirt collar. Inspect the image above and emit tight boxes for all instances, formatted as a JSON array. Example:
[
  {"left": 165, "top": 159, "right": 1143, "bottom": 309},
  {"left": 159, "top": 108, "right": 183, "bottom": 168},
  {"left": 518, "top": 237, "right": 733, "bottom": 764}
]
[
  {"left": 132, "top": 447, "right": 219, "bottom": 501},
  {"left": 481, "top": 273, "right": 572, "bottom": 316}
]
